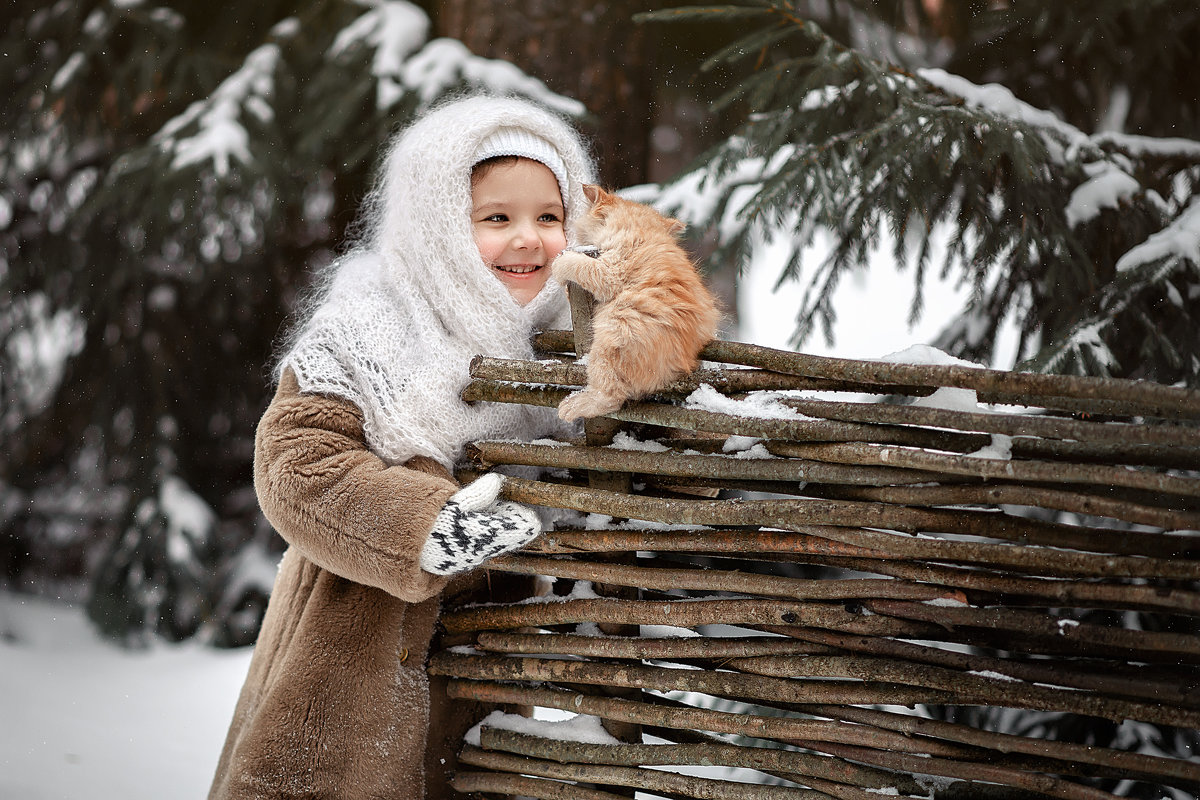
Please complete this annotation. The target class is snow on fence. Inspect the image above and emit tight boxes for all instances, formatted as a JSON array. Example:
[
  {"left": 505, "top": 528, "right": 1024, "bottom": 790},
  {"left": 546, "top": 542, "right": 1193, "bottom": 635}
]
[{"left": 431, "top": 290, "right": 1200, "bottom": 800}]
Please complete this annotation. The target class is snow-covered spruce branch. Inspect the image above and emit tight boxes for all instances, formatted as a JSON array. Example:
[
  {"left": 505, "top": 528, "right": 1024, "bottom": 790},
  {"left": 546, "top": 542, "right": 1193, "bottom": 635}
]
[
  {"left": 150, "top": 44, "right": 282, "bottom": 177},
  {"left": 637, "top": 3, "right": 1200, "bottom": 384},
  {"left": 1027, "top": 198, "right": 1200, "bottom": 378},
  {"left": 121, "top": 1, "right": 584, "bottom": 196}
]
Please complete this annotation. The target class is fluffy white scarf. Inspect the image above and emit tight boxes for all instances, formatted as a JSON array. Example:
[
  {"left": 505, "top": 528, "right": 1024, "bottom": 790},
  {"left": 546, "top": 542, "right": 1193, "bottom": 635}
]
[{"left": 280, "top": 95, "right": 595, "bottom": 468}]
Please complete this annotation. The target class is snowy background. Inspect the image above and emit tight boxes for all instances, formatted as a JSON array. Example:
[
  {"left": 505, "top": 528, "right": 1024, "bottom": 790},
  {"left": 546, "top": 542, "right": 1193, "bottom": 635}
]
[
  {"left": 6, "top": 1, "right": 1199, "bottom": 797},
  {"left": 0, "top": 245, "right": 969, "bottom": 799}
]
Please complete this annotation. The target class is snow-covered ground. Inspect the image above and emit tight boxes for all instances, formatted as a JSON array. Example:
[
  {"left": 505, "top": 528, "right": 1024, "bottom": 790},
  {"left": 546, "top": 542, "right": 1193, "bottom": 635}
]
[{"left": 1, "top": 593, "right": 251, "bottom": 799}]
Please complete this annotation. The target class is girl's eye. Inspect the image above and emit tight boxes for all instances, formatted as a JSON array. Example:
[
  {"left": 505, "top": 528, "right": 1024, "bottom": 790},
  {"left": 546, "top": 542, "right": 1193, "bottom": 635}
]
[
  {"left": 485, "top": 214, "right": 508, "bottom": 222},
  {"left": 540, "top": 213, "right": 562, "bottom": 224}
]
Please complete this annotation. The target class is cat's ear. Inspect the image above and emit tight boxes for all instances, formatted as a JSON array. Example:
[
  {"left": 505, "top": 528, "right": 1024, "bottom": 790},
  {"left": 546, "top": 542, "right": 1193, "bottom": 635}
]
[
  {"left": 582, "top": 184, "right": 604, "bottom": 204},
  {"left": 666, "top": 217, "right": 687, "bottom": 236}
]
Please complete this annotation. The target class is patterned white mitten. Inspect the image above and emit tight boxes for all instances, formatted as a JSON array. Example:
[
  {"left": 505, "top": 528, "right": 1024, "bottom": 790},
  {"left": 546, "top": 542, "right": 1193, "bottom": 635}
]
[{"left": 420, "top": 473, "right": 542, "bottom": 576}]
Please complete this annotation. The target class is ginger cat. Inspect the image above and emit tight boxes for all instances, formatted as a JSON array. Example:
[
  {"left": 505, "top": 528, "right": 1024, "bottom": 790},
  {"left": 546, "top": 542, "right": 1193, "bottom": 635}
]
[{"left": 551, "top": 185, "right": 721, "bottom": 421}]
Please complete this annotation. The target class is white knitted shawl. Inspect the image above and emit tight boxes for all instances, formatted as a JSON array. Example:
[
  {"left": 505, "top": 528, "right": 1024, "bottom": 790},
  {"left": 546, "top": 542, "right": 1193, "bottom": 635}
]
[{"left": 279, "top": 96, "right": 595, "bottom": 468}]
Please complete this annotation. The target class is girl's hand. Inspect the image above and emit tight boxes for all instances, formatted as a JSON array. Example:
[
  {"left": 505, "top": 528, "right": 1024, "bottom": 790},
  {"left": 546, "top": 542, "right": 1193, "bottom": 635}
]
[{"left": 419, "top": 473, "right": 542, "bottom": 576}]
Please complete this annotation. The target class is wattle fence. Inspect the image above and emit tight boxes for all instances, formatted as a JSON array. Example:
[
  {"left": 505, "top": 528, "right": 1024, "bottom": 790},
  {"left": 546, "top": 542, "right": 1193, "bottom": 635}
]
[{"left": 432, "top": 292, "right": 1200, "bottom": 800}]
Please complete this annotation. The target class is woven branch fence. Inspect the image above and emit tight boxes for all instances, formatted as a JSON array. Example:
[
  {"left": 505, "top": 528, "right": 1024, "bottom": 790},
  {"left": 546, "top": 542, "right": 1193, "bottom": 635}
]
[{"left": 434, "top": 290, "right": 1200, "bottom": 800}]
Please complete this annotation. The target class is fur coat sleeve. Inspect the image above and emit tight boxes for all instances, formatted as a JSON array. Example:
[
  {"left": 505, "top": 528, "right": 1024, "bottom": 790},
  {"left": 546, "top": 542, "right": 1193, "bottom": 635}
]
[{"left": 253, "top": 367, "right": 458, "bottom": 603}]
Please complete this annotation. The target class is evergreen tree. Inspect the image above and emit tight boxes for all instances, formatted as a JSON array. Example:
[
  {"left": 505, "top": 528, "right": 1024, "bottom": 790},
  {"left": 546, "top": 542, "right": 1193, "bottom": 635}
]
[
  {"left": 638, "top": 0, "right": 1200, "bottom": 386},
  {"left": 0, "top": 0, "right": 581, "bottom": 644}
]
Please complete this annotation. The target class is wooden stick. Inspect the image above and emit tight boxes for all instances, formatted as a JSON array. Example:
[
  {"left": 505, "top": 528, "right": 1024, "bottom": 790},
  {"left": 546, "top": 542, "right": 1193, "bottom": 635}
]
[
  {"left": 432, "top": 651, "right": 1200, "bottom": 728},
  {"left": 764, "top": 441, "right": 1200, "bottom": 499},
  {"left": 485, "top": 553, "right": 968, "bottom": 604},
  {"left": 475, "top": 631, "right": 835, "bottom": 660},
  {"left": 500, "top": 476, "right": 1195, "bottom": 558},
  {"left": 439, "top": 596, "right": 939, "bottom": 638},
  {"left": 444, "top": 679, "right": 964, "bottom": 756},
  {"left": 490, "top": 551, "right": 1200, "bottom": 616},
  {"left": 526, "top": 529, "right": 1200, "bottom": 581},
  {"left": 796, "top": 703, "right": 1200, "bottom": 791},
  {"left": 469, "top": 439, "right": 952, "bottom": 487},
  {"left": 449, "top": 680, "right": 1200, "bottom": 791},
  {"left": 799, "top": 481, "right": 1200, "bottom": 530},
  {"left": 727, "top": 654, "right": 1198, "bottom": 724},
  {"left": 799, "top": 741, "right": 1120, "bottom": 800},
  {"left": 461, "top": 379, "right": 986, "bottom": 448},
  {"left": 452, "top": 770, "right": 633, "bottom": 800},
  {"left": 468, "top": 354, "right": 1200, "bottom": 449},
  {"left": 472, "top": 630, "right": 1199, "bottom": 709},
  {"left": 471, "top": 354, "right": 887, "bottom": 396},
  {"left": 865, "top": 599, "right": 1200, "bottom": 663},
  {"left": 532, "top": 330, "right": 1200, "bottom": 418},
  {"left": 470, "top": 439, "right": 1200, "bottom": 529},
  {"left": 459, "top": 745, "right": 833, "bottom": 800},
  {"left": 771, "top": 394, "right": 1200, "bottom": 448},
  {"left": 477, "top": 728, "right": 922, "bottom": 798}
]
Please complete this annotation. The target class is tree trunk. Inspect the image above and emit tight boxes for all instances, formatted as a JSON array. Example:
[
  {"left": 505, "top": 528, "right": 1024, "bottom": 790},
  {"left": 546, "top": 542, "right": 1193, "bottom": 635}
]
[{"left": 435, "top": 0, "right": 656, "bottom": 188}]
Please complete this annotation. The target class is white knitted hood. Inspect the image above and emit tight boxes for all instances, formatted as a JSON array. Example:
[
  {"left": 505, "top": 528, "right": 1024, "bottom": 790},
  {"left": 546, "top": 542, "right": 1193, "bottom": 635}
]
[{"left": 279, "top": 95, "right": 595, "bottom": 468}]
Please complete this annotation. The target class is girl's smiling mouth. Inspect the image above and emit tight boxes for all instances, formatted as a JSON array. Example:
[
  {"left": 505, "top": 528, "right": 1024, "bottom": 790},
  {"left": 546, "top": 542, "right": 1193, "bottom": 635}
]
[{"left": 494, "top": 263, "right": 543, "bottom": 275}]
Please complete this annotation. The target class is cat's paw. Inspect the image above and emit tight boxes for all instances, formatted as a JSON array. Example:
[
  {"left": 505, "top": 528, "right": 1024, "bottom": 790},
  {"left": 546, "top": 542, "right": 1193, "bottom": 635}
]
[
  {"left": 550, "top": 251, "right": 588, "bottom": 283},
  {"left": 558, "top": 390, "right": 623, "bottom": 421}
]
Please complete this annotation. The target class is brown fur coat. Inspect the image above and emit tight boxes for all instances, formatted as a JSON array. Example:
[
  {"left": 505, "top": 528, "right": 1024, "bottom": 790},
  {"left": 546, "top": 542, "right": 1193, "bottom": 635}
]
[{"left": 209, "top": 369, "right": 501, "bottom": 799}]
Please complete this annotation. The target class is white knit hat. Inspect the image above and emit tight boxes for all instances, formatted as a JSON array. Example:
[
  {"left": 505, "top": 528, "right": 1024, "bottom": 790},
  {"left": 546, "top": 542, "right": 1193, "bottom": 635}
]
[{"left": 473, "top": 128, "right": 570, "bottom": 201}]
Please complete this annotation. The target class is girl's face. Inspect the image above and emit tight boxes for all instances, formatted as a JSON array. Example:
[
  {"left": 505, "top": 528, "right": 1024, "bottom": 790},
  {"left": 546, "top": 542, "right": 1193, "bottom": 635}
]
[{"left": 471, "top": 158, "right": 566, "bottom": 306}]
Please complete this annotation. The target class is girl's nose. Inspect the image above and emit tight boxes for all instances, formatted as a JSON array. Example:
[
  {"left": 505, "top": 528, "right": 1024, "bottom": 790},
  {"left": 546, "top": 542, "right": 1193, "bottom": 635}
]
[{"left": 512, "top": 222, "right": 542, "bottom": 250}]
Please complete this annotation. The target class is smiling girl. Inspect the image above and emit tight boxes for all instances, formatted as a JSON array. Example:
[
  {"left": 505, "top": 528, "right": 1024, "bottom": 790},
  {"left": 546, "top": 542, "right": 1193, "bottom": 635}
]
[{"left": 208, "top": 95, "right": 594, "bottom": 800}]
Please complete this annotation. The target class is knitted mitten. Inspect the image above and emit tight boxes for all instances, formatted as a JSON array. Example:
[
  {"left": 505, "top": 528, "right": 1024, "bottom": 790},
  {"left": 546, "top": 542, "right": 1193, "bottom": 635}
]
[{"left": 419, "top": 473, "right": 542, "bottom": 576}]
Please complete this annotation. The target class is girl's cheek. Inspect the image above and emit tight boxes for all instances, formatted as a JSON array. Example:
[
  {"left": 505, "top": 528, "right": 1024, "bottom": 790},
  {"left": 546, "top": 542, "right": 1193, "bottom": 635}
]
[{"left": 546, "top": 230, "right": 567, "bottom": 260}]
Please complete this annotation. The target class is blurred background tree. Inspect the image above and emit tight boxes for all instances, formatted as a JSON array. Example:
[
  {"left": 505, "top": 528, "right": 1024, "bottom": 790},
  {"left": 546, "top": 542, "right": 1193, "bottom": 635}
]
[
  {"left": 639, "top": 0, "right": 1200, "bottom": 383},
  {"left": 2, "top": 0, "right": 1197, "bottom": 656},
  {"left": 0, "top": 0, "right": 594, "bottom": 646}
]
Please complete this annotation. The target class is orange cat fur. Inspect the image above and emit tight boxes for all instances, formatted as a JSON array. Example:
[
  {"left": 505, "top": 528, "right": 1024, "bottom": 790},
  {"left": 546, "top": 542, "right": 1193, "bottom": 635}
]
[{"left": 551, "top": 185, "right": 721, "bottom": 421}]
